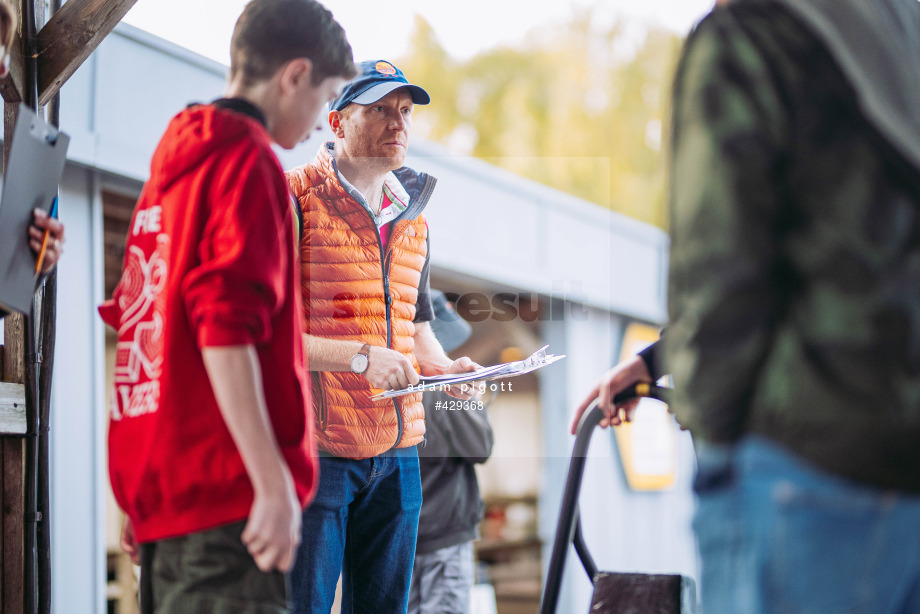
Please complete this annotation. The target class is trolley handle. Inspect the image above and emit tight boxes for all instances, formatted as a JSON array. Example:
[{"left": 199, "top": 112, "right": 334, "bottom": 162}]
[
  {"left": 541, "top": 383, "right": 672, "bottom": 614},
  {"left": 574, "top": 383, "right": 672, "bottom": 437}
]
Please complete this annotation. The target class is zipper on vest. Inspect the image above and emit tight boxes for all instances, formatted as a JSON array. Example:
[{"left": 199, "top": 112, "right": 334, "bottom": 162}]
[
  {"left": 352, "top": 177, "right": 422, "bottom": 451},
  {"left": 311, "top": 372, "right": 328, "bottom": 431},
  {"left": 383, "top": 250, "right": 393, "bottom": 349},
  {"left": 382, "top": 248, "right": 405, "bottom": 448},
  {"left": 362, "top": 205, "right": 395, "bottom": 353},
  {"left": 361, "top": 203, "right": 404, "bottom": 449}
]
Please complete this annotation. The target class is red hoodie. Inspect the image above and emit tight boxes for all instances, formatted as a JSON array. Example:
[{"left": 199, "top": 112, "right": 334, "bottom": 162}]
[{"left": 99, "top": 103, "right": 315, "bottom": 543}]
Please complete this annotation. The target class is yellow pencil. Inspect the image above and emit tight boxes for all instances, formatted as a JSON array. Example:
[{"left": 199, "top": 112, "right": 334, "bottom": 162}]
[{"left": 34, "top": 197, "right": 58, "bottom": 274}]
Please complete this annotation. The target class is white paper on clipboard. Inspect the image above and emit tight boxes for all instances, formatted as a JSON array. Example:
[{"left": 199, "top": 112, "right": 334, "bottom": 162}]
[{"left": 371, "top": 345, "right": 565, "bottom": 400}]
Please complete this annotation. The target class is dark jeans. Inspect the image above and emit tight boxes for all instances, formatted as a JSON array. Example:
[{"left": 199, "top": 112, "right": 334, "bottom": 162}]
[
  {"left": 140, "top": 520, "right": 289, "bottom": 614},
  {"left": 291, "top": 446, "right": 422, "bottom": 614}
]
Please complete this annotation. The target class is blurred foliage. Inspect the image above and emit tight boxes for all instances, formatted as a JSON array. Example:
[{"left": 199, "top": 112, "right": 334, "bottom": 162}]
[{"left": 399, "top": 10, "right": 683, "bottom": 229}]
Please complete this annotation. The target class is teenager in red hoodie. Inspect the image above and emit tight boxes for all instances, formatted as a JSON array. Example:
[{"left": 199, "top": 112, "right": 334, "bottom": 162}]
[{"left": 98, "top": 2, "right": 355, "bottom": 611}]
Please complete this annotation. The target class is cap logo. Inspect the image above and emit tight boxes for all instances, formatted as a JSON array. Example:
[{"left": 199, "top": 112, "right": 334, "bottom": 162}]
[{"left": 375, "top": 61, "right": 397, "bottom": 76}]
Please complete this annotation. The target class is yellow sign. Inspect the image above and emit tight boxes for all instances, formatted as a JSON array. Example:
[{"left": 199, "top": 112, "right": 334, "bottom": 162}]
[{"left": 613, "top": 323, "right": 679, "bottom": 491}]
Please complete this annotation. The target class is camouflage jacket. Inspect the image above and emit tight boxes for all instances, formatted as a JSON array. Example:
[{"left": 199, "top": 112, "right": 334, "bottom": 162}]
[{"left": 664, "top": 0, "right": 920, "bottom": 492}]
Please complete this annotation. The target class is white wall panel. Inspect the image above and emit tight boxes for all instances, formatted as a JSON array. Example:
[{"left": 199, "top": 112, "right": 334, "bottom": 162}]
[{"left": 51, "top": 167, "right": 105, "bottom": 614}]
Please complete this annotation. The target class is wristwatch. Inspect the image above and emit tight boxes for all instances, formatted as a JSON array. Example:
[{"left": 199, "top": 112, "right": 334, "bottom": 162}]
[{"left": 350, "top": 343, "right": 371, "bottom": 374}]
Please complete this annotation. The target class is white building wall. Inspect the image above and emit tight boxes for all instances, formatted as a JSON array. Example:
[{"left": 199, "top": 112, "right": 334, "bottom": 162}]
[
  {"left": 408, "top": 146, "right": 669, "bottom": 323},
  {"left": 62, "top": 26, "right": 227, "bottom": 181},
  {"left": 51, "top": 166, "right": 107, "bottom": 614}
]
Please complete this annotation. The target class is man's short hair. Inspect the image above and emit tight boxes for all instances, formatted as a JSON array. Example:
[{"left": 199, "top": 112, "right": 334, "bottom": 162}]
[{"left": 231, "top": 0, "right": 356, "bottom": 87}]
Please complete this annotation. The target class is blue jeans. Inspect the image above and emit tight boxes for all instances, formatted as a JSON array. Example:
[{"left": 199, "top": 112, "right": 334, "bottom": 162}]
[
  {"left": 291, "top": 446, "right": 422, "bottom": 614},
  {"left": 694, "top": 436, "right": 920, "bottom": 614}
]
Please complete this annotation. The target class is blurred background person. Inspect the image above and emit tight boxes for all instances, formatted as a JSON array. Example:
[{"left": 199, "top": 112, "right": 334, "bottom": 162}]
[
  {"left": 665, "top": 0, "right": 920, "bottom": 612},
  {"left": 410, "top": 290, "right": 494, "bottom": 614}
]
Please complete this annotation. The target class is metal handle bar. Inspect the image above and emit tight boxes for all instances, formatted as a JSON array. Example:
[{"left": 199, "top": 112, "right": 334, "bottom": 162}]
[{"left": 539, "top": 384, "right": 671, "bottom": 614}]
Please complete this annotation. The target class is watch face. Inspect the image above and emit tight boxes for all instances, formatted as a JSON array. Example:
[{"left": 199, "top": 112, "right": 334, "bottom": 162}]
[{"left": 351, "top": 353, "right": 369, "bottom": 374}]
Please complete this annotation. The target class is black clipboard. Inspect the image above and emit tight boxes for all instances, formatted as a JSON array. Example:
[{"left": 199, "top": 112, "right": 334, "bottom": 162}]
[{"left": 0, "top": 104, "right": 70, "bottom": 315}]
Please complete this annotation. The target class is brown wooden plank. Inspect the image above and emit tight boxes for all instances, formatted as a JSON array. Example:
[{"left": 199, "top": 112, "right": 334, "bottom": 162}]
[
  {"left": 2, "top": 314, "right": 24, "bottom": 386},
  {"left": 35, "top": 0, "right": 140, "bottom": 106},
  {"left": 1, "top": 93, "right": 26, "bottom": 605},
  {"left": 0, "top": 440, "right": 3, "bottom": 608},
  {"left": 0, "top": 309, "right": 25, "bottom": 612},
  {"left": 103, "top": 228, "right": 129, "bottom": 246},
  {"left": 2, "top": 102, "right": 17, "bottom": 178},
  {"left": 2, "top": 439, "right": 24, "bottom": 613},
  {"left": 103, "top": 191, "right": 137, "bottom": 299},
  {"left": 0, "top": 439, "right": 4, "bottom": 609},
  {"left": 102, "top": 190, "right": 138, "bottom": 214},
  {"left": 102, "top": 202, "right": 134, "bottom": 223}
]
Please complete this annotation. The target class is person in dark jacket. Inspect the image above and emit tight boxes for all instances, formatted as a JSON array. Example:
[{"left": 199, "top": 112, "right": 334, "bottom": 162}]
[
  {"left": 665, "top": 1, "right": 920, "bottom": 611},
  {"left": 579, "top": 0, "right": 920, "bottom": 611},
  {"left": 409, "top": 290, "right": 493, "bottom": 614}
]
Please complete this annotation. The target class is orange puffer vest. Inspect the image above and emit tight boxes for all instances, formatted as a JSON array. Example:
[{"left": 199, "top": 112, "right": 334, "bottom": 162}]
[{"left": 287, "top": 144, "right": 435, "bottom": 459}]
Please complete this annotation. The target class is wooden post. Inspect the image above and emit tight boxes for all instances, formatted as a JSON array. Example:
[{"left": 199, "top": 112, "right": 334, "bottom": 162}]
[
  {"left": 1, "top": 439, "right": 25, "bottom": 613},
  {"left": 2, "top": 59, "right": 26, "bottom": 608},
  {"left": 3, "top": 1, "right": 44, "bottom": 611},
  {"left": 1, "top": 310, "right": 25, "bottom": 612}
]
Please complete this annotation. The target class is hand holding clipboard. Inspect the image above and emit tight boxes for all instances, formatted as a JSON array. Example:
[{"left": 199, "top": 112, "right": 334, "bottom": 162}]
[
  {"left": 31, "top": 197, "right": 63, "bottom": 274},
  {"left": 0, "top": 104, "right": 70, "bottom": 315}
]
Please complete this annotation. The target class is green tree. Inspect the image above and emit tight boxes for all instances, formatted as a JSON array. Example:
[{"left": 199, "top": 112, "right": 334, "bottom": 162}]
[{"left": 399, "top": 11, "right": 682, "bottom": 229}]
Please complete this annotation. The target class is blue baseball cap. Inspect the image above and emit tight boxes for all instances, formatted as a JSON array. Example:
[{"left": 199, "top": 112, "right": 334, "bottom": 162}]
[{"left": 331, "top": 60, "right": 430, "bottom": 112}]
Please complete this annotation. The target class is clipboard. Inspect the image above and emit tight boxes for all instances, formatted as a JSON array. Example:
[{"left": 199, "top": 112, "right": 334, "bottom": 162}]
[{"left": 0, "top": 104, "right": 70, "bottom": 315}]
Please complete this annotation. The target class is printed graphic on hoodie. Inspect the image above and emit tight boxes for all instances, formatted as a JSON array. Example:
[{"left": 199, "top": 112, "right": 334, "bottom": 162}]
[{"left": 110, "top": 205, "right": 170, "bottom": 421}]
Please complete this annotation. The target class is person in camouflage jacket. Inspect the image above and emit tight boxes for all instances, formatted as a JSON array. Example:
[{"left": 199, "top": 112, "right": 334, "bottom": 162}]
[{"left": 664, "top": 0, "right": 920, "bottom": 611}]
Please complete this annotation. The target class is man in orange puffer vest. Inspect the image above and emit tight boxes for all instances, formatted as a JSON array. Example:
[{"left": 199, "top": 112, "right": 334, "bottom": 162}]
[{"left": 286, "top": 60, "right": 479, "bottom": 614}]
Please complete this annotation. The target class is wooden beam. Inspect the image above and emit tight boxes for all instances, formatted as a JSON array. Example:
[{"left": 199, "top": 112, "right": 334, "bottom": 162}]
[
  {"left": 2, "top": 439, "right": 25, "bottom": 613},
  {"left": 0, "top": 440, "right": 3, "bottom": 610},
  {"left": 0, "top": 383, "right": 26, "bottom": 436},
  {"left": 1, "top": 103, "right": 24, "bottom": 392},
  {"left": 2, "top": 314, "right": 24, "bottom": 388},
  {"left": 35, "top": 0, "right": 139, "bottom": 107},
  {"left": 1, "top": 258, "right": 25, "bottom": 612},
  {"left": 0, "top": 3, "right": 25, "bottom": 597}
]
